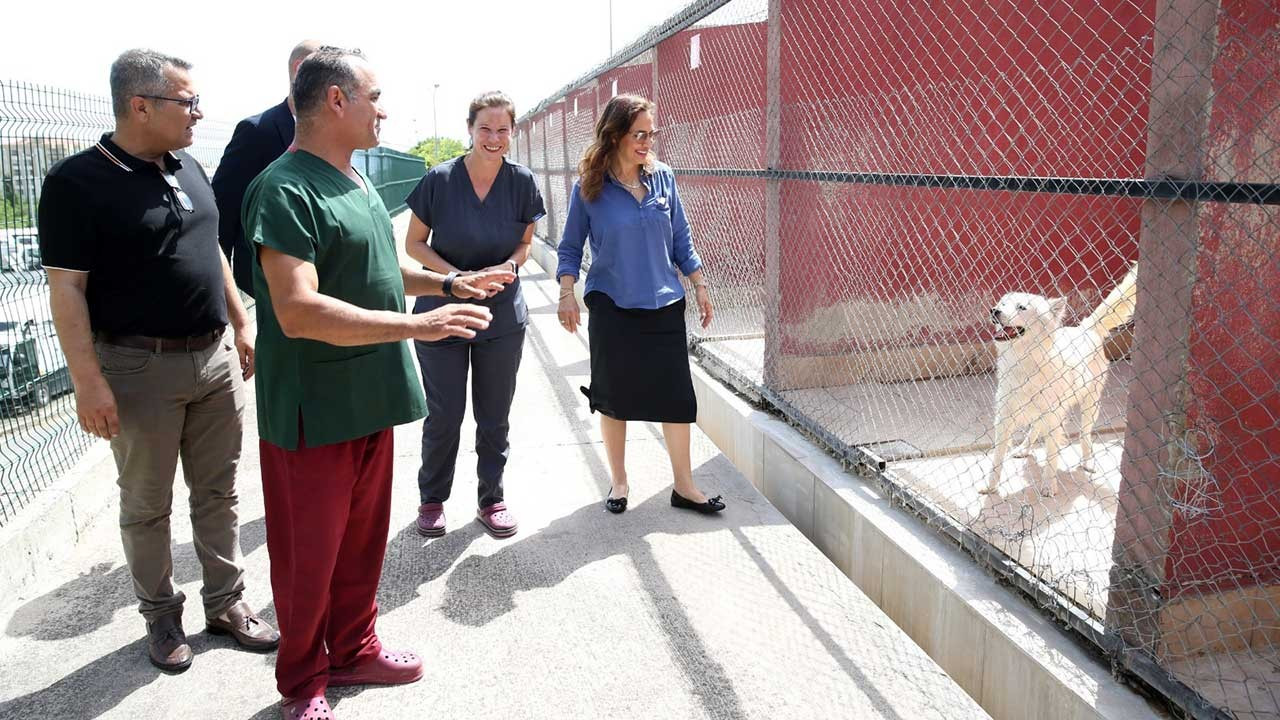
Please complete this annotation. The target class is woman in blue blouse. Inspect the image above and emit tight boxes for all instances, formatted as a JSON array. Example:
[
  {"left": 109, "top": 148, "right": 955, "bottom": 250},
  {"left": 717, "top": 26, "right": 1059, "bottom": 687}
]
[
  {"left": 557, "top": 94, "right": 723, "bottom": 515},
  {"left": 404, "top": 91, "right": 545, "bottom": 538}
]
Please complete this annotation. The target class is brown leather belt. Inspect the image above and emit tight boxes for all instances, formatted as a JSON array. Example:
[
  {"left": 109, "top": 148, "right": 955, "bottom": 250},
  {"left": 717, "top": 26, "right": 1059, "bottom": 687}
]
[{"left": 97, "top": 327, "right": 224, "bottom": 353}]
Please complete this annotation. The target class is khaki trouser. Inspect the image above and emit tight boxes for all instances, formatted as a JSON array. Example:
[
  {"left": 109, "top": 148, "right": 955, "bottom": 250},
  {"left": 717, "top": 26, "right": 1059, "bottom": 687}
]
[{"left": 98, "top": 335, "right": 246, "bottom": 622}]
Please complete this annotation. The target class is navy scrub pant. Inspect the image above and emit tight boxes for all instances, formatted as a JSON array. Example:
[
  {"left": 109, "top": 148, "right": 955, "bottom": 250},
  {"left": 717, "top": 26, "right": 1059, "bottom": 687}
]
[{"left": 414, "top": 329, "right": 524, "bottom": 507}]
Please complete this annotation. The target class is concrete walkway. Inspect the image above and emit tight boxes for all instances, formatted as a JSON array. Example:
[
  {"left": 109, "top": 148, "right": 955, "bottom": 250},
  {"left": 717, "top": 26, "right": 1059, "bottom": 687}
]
[{"left": 0, "top": 225, "right": 988, "bottom": 719}]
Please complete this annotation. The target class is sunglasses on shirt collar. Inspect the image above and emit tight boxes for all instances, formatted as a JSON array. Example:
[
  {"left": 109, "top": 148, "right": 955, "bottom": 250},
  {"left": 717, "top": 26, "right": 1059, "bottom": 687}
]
[{"left": 161, "top": 171, "right": 195, "bottom": 213}]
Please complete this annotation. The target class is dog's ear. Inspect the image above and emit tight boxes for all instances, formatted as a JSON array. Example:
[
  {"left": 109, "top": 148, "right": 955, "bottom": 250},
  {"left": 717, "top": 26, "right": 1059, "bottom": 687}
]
[{"left": 1047, "top": 297, "right": 1069, "bottom": 322}]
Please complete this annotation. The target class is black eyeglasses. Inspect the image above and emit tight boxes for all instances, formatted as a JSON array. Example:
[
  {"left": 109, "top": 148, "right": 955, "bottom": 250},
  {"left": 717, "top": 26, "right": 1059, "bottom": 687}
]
[
  {"left": 139, "top": 94, "right": 200, "bottom": 112},
  {"left": 628, "top": 129, "right": 662, "bottom": 143},
  {"left": 161, "top": 172, "right": 194, "bottom": 213}
]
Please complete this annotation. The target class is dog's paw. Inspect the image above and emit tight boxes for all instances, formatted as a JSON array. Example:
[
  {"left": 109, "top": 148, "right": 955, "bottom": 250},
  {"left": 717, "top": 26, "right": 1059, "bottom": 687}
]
[
  {"left": 978, "top": 486, "right": 1000, "bottom": 495},
  {"left": 1079, "top": 460, "right": 1096, "bottom": 474},
  {"left": 1011, "top": 445, "right": 1031, "bottom": 458},
  {"left": 1039, "top": 486, "right": 1058, "bottom": 498}
]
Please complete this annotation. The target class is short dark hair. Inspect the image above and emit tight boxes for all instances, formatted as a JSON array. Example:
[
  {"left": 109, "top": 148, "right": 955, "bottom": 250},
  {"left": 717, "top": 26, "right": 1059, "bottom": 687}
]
[
  {"left": 467, "top": 91, "right": 516, "bottom": 128},
  {"left": 292, "top": 46, "right": 367, "bottom": 120},
  {"left": 109, "top": 49, "right": 192, "bottom": 119}
]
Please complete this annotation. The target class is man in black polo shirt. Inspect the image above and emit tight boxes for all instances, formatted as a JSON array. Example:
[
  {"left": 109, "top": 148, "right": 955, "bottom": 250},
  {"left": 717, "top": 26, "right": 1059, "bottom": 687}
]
[{"left": 38, "top": 48, "right": 279, "bottom": 673}]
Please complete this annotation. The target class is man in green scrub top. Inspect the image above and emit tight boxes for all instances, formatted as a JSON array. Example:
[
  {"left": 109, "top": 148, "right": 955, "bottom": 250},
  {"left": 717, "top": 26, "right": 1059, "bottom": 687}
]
[{"left": 243, "top": 47, "right": 514, "bottom": 720}]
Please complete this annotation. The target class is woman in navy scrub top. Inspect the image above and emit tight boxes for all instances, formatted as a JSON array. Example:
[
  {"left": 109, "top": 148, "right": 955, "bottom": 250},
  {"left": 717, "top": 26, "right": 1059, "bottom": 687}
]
[
  {"left": 556, "top": 95, "right": 724, "bottom": 516},
  {"left": 405, "top": 91, "right": 545, "bottom": 539}
]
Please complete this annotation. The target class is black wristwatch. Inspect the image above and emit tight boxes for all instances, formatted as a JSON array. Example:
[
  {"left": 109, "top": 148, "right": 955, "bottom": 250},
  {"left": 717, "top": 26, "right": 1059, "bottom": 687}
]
[
  {"left": 443, "top": 271, "right": 459, "bottom": 297},
  {"left": 509, "top": 260, "right": 519, "bottom": 274}
]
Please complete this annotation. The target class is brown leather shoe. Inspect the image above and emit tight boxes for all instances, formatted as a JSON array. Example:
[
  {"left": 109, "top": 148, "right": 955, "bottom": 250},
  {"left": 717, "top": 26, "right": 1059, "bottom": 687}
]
[
  {"left": 147, "top": 614, "right": 193, "bottom": 672},
  {"left": 206, "top": 601, "right": 280, "bottom": 652}
]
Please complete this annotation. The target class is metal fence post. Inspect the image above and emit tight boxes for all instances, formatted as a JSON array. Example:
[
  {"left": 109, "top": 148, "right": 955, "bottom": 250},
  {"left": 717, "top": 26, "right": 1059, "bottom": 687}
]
[
  {"left": 762, "top": 0, "right": 783, "bottom": 389},
  {"left": 561, "top": 95, "right": 573, "bottom": 247},
  {"left": 541, "top": 108, "right": 556, "bottom": 243},
  {"left": 1107, "top": 0, "right": 1220, "bottom": 662}
]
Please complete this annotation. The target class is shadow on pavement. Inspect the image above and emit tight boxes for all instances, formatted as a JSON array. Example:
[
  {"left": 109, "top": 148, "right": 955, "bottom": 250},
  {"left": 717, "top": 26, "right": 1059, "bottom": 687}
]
[
  {"left": 5, "top": 515, "right": 268, "bottom": 640},
  {"left": 374, "top": 447, "right": 780, "bottom": 720}
]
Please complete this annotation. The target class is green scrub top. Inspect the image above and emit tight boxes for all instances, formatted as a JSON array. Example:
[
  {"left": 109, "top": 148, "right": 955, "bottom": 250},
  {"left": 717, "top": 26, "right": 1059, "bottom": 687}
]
[{"left": 243, "top": 150, "right": 427, "bottom": 450}]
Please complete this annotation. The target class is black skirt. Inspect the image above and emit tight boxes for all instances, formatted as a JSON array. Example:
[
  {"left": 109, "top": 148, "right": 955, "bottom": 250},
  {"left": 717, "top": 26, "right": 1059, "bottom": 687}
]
[{"left": 581, "top": 291, "right": 697, "bottom": 423}]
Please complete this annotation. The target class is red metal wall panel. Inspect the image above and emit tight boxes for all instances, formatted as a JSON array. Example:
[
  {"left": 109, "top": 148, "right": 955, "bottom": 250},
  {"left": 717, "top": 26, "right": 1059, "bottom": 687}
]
[
  {"left": 656, "top": 23, "right": 768, "bottom": 170},
  {"left": 1169, "top": 0, "right": 1280, "bottom": 596},
  {"left": 597, "top": 61, "right": 654, "bottom": 109},
  {"left": 775, "top": 0, "right": 1150, "bottom": 355}
]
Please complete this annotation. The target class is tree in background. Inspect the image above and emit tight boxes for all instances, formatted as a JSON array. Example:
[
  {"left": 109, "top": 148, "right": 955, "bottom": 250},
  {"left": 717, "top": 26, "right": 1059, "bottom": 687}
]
[
  {"left": 408, "top": 137, "right": 468, "bottom": 168},
  {"left": 1, "top": 195, "right": 32, "bottom": 228}
]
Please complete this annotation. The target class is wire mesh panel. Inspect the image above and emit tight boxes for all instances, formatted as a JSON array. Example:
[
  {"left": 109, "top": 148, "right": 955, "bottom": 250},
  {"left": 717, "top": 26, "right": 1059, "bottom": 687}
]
[
  {"left": 0, "top": 81, "right": 229, "bottom": 526},
  {"left": 598, "top": 50, "right": 656, "bottom": 112},
  {"left": 560, "top": 83, "right": 600, "bottom": 249},
  {"left": 543, "top": 103, "right": 569, "bottom": 247},
  {"left": 657, "top": 2, "right": 770, "bottom": 343},
  {"left": 0, "top": 80, "right": 419, "bottom": 529},
  {"left": 1106, "top": 3, "right": 1280, "bottom": 715},
  {"left": 528, "top": 112, "right": 550, "bottom": 240},
  {"left": 517, "top": 0, "right": 1280, "bottom": 717},
  {"left": 563, "top": 85, "right": 599, "bottom": 168}
]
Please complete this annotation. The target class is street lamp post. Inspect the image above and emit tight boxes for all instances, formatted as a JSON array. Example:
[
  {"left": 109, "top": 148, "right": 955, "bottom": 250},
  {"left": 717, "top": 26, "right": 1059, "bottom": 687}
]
[{"left": 432, "top": 83, "right": 440, "bottom": 166}]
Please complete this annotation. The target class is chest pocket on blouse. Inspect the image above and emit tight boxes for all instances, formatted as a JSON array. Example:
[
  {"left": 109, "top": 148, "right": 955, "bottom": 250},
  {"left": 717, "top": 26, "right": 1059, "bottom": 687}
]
[{"left": 642, "top": 196, "right": 674, "bottom": 240}]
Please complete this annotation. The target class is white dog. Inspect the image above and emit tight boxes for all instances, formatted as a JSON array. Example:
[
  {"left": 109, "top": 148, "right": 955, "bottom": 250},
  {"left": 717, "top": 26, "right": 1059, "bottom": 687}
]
[{"left": 982, "top": 265, "right": 1137, "bottom": 496}]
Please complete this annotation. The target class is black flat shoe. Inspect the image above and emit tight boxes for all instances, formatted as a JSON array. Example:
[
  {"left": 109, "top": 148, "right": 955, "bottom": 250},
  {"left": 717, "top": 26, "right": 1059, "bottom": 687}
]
[
  {"left": 670, "top": 489, "right": 726, "bottom": 514},
  {"left": 605, "top": 487, "right": 628, "bottom": 514}
]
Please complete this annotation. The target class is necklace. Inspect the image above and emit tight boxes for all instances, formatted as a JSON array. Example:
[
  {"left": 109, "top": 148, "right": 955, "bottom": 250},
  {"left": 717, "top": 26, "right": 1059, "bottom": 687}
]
[{"left": 612, "top": 168, "right": 643, "bottom": 190}]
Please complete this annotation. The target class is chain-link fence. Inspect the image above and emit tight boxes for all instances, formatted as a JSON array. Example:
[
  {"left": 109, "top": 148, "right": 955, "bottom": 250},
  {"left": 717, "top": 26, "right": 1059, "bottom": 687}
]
[
  {"left": 513, "top": 1, "right": 1279, "bottom": 718},
  {"left": 0, "top": 79, "right": 425, "bottom": 529}
]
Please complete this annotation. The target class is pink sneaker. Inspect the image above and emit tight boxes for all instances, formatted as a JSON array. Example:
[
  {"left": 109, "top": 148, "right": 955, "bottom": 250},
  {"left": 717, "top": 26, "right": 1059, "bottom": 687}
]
[
  {"left": 328, "top": 648, "right": 424, "bottom": 687},
  {"left": 477, "top": 502, "right": 518, "bottom": 538},
  {"left": 281, "top": 695, "right": 333, "bottom": 719},
  {"left": 416, "top": 503, "right": 445, "bottom": 537}
]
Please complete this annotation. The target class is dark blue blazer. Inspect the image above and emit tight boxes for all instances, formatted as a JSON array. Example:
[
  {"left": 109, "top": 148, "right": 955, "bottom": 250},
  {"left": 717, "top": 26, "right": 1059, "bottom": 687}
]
[{"left": 212, "top": 98, "right": 294, "bottom": 297}]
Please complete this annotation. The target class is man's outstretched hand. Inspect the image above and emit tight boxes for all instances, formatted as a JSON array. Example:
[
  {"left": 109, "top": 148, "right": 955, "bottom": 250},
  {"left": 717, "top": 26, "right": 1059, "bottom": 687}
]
[{"left": 414, "top": 304, "right": 493, "bottom": 342}]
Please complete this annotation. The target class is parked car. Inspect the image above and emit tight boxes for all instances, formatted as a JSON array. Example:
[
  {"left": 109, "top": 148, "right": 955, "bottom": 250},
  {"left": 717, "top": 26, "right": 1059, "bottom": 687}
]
[
  {"left": 0, "top": 314, "right": 72, "bottom": 415},
  {"left": 0, "top": 229, "right": 39, "bottom": 273}
]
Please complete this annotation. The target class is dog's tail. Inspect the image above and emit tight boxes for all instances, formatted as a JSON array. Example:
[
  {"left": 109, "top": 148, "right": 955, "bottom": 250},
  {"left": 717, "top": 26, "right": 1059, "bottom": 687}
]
[{"left": 1083, "top": 263, "right": 1137, "bottom": 335}]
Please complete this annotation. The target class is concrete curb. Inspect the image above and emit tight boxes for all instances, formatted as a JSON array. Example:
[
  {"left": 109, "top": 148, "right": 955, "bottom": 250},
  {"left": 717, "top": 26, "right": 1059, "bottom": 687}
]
[{"left": 0, "top": 439, "right": 116, "bottom": 602}]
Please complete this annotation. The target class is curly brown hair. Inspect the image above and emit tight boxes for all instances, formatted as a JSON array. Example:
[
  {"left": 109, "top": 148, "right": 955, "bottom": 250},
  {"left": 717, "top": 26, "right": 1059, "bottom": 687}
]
[{"left": 577, "top": 94, "right": 656, "bottom": 202}]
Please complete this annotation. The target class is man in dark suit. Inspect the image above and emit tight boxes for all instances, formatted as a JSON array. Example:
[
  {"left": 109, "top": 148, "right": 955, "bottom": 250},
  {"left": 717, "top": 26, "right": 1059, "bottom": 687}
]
[{"left": 212, "top": 40, "right": 322, "bottom": 296}]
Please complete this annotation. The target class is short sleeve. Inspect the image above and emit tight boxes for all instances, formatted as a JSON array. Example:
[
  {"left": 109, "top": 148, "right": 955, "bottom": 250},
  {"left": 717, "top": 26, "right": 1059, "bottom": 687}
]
[
  {"left": 406, "top": 173, "right": 434, "bottom": 228},
  {"left": 519, "top": 168, "right": 546, "bottom": 224},
  {"left": 37, "top": 172, "right": 96, "bottom": 272},
  {"left": 243, "top": 181, "right": 319, "bottom": 264}
]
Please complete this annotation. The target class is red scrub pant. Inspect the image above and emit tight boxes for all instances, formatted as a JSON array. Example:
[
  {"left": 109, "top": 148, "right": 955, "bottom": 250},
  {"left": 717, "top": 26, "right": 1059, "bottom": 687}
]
[{"left": 260, "top": 426, "right": 394, "bottom": 700}]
